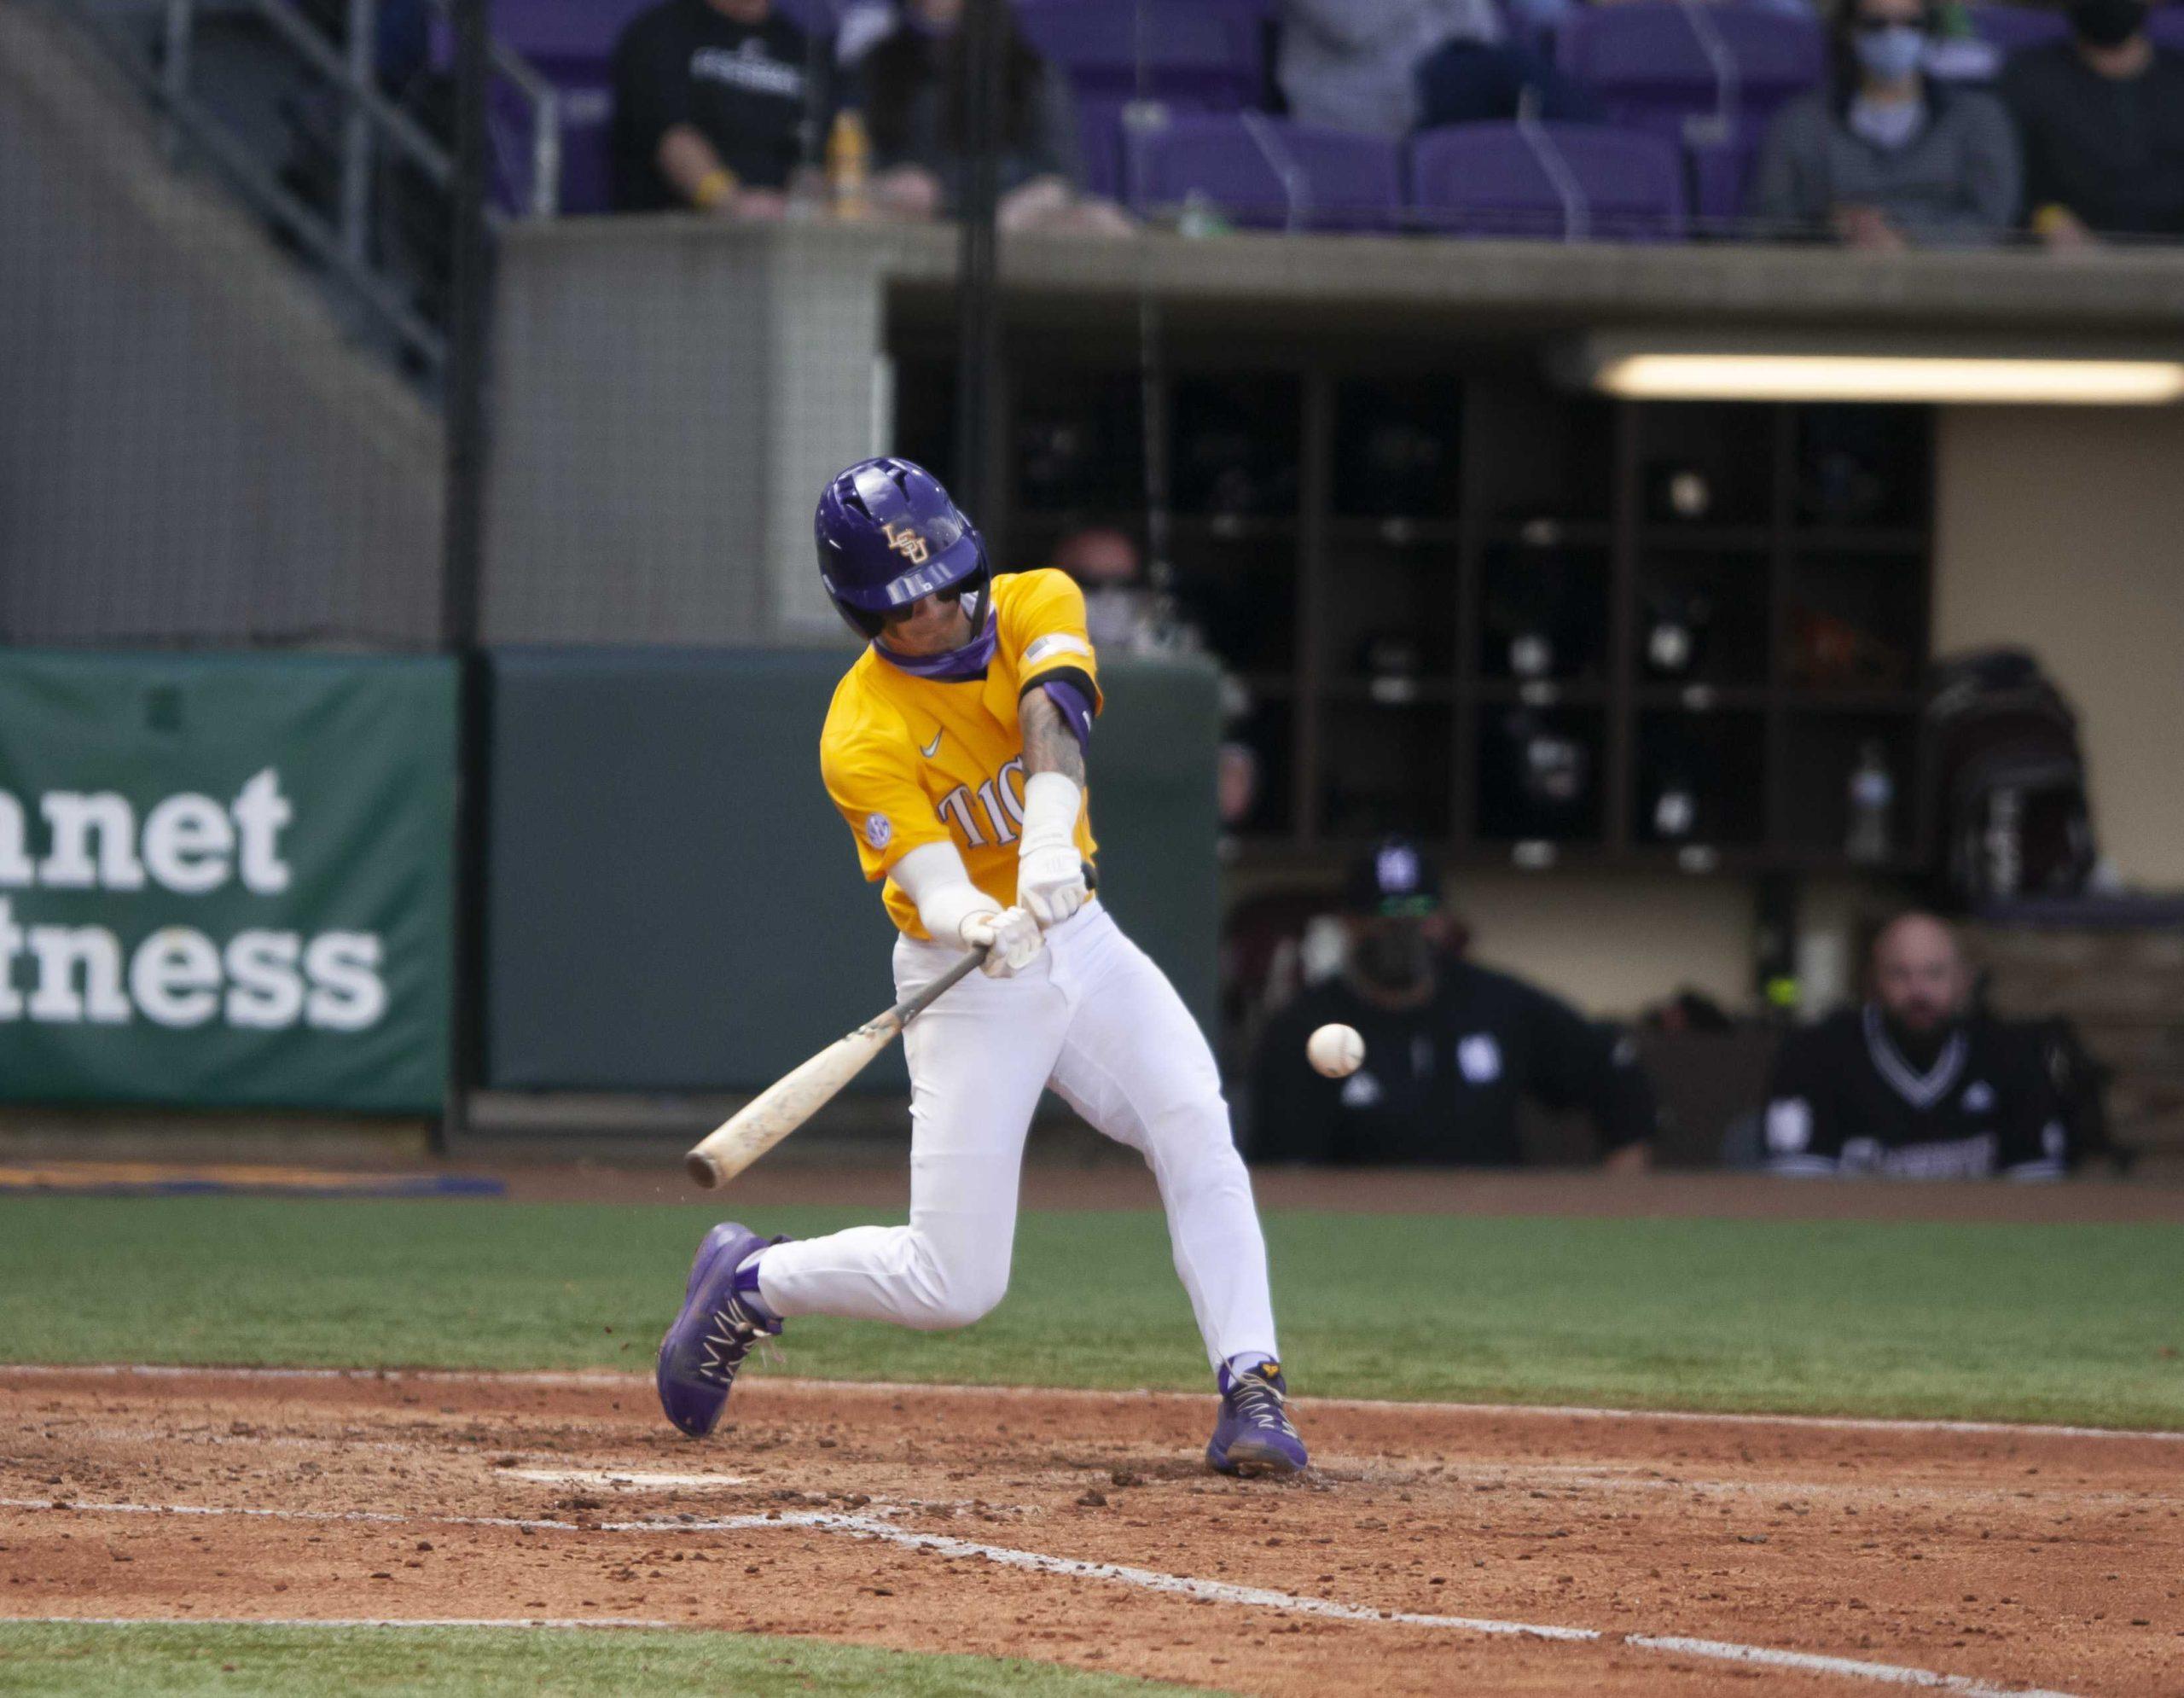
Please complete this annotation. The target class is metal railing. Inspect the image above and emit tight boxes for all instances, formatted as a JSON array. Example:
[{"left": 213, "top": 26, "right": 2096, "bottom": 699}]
[{"left": 58, "top": 0, "right": 559, "bottom": 378}]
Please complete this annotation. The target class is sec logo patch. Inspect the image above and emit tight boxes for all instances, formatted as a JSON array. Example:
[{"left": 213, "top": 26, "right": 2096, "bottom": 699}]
[{"left": 864, "top": 813, "right": 892, "bottom": 850}]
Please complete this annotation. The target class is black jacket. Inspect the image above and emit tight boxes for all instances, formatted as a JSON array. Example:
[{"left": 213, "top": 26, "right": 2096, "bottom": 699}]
[
  {"left": 1248, "top": 961, "right": 1655, "bottom": 1166},
  {"left": 1762, "top": 1005, "right": 2065, "bottom": 1179},
  {"left": 2001, "top": 43, "right": 2184, "bottom": 237},
  {"left": 611, "top": 0, "right": 827, "bottom": 211}
]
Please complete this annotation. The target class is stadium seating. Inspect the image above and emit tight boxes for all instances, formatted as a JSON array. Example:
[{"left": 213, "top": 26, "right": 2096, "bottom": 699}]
[
  {"left": 472, "top": 0, "right": 2184, "bottom": 230},
  {"left": 1963, "top": 3, "right": 2073, "bottom": 52},
  {"left": 1410, "top": 121, "right": 1687, "bottom": 242},
  {"left": 1014, "top": 0, "right": 1268, "bottom": 111},
  {"left": 430, "top": 0, "right": 640, "bottom": 214},
  {"left": 1553, "top": 3, "right": 1823, "bottom": 224},
  {"left": 1018, "top": 0, "right": 1268, "bottom": 190},
  {"left": 1126, "top": 113, "right": 1403, "bottom": 231},
  {"left": 1554, "top": 3, "right": 1827, "bottom": 125},
  {"left": 480, "top": 0, "right": 654, "bottom": 67}
]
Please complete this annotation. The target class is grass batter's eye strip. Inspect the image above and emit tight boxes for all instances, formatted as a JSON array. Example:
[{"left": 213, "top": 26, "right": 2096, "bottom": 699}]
[{"left": 0, "top": 1496, "right": 2079, "bottom": 1698}]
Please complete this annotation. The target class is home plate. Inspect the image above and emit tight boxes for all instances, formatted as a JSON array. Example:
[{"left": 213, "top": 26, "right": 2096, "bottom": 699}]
[{"left": 508, "top": 1468, "right": 751, "bottom": 1489}]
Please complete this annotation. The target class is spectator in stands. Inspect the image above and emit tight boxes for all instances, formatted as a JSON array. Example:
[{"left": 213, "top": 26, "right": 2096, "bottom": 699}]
[
  {"left": 1279, "top": 0, "right": 1599, "bottom": 136},
  {"left": 1762, "top": 913, "right": 2066, "bottom": 1179},
  {"left": 1747, "top": 0, "right": 2020, "bottom": 247},
  {"left": 2001, "top": 0, "right": 2184, "bottom": 246},
  {"left": 1248, "top": 839, "right": 1656, "bottom": 1168},
  {"left": 857, "top": 0, "right": 1130, "bottom": 232},
  {"left": 610, "top": 0, "right": 828, "bottom": 217},
  {"left": 1050, "top": 526, "right": 1265, "bottom": 827},
  {"left": 1053, "top": 526, "right": 1202, "bottom": 656}
]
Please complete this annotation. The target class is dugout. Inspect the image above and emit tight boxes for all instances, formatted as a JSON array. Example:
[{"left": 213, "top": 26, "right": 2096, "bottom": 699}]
[{"left": 473, "top": 218, "right": 2184, "bottom": 1019}]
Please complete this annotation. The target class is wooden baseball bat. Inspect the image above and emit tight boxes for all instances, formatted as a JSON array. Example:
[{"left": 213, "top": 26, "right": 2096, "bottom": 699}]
[{"left": 683, "top": 951, "right": 984, "bottom": 1189}]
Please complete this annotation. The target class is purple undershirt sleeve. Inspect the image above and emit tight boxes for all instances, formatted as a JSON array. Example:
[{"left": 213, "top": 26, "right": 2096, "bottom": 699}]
[{"left": 1037, "top": 679, "right": 1095, "bottom": 752}]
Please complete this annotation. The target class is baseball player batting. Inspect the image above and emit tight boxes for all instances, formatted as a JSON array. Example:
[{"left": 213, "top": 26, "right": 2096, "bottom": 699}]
[{"left": 656, "top": 456, "right": 1307, "bottom": 1476}]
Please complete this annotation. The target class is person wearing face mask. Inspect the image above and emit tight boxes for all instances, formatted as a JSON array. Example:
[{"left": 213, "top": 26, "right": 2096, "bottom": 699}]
[
  {"left": 1746, "top": 0, "right": 2020, "bottom": 247},
  {"left": 1246, "top": 839, "right": 1656, "bottom": 1169},
  {"left": 1760, "top": 913, "right": 2066, "bottom": 1178},
  {"left": 2001, "top": 0, "right": 2184, "bottom": 247}
]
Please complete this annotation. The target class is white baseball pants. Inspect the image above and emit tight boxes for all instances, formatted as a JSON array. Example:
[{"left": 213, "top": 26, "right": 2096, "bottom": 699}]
[{"left": 753, "top": 902, "right": 1281, "bottom": 1371}]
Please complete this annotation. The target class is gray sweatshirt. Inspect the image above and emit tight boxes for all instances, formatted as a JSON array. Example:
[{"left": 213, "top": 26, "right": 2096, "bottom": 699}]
[
  {"left": 1279, "top": 0, "right": 1503, "bottom": 137},
  {"left": 1746, "top": 82, "right": 2022, "bottom": 246}
]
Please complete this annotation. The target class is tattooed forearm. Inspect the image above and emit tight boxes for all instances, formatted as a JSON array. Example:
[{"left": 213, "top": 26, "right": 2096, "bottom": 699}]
[{"left": 1020, "top": 688, "right": 1086, "bottom": 785}]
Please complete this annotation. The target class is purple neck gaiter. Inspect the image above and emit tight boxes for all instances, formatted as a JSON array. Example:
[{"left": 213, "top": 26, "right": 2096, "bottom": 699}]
[{"left": 874, "top": 608, "right": 996, "bottom": 681}]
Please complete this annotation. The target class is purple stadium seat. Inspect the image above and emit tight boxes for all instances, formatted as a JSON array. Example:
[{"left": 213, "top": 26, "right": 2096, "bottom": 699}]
[
  {"left": 1409, "top": 121, "right": 1687, "bottom": 241},
  {"left": 1077, "top": 95, "right": 1229, "bottom": 201},
  {"left": 1554, "top": 3, "right": 1821, "bottom": 219},
  {"left": 1685, "top": 119, "right": 1769, "bottom": 230},
  {"left": 456, "top": 0, "right": 839, "bottom": 68},
  {"left": 472, "top": 0, "right": 653, "bottom": 69},
  {"left": 1127, "top": 113, "right": 1403, "bottom": 230},
  {"left": 1965, "top": 3, "right": 2073, "bottom": 53},
  {"left": 1014, "top": 0, "right": 1265, "bottom": 108},
  {"left": 1556, "top": 3, "right": 1825, "bottom": 119}
]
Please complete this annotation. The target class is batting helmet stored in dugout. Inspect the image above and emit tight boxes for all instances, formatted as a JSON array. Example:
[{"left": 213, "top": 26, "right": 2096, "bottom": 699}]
[{"left": 815, "top": 456, "right": 991, "bottom": 641}]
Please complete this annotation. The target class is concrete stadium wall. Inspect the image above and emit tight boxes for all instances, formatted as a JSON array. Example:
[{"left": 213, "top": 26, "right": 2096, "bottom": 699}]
[
  {"left": 484, "top": 650, "right": 1224, "bottom": 1093},
  {"left": 483, "top": 220, "right": 892, "bottom": 647},
  {"left": 1445, "top": 872, "right": 1752, "bottom": 1016},
  {"left": 1936, "top": 404, "right": 2184, "bottom": 891},
  {"left": 0, "top": 1, "right": 443, "bottom": 648}
]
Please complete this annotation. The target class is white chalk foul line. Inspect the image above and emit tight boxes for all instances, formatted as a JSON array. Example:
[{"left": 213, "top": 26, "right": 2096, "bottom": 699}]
[
  {"left": 795, "top": 1513, "right": 2079, "bottom": 1698},
  {"left": 0, "top": 1497, "right": 2077, "bottom": 1697},
  {"left": 504, "top": 1469, "right": 752, "bottom": 1490},
  {"left": 3, "top": 1363, "right": 2177, "bottom": 1443}
]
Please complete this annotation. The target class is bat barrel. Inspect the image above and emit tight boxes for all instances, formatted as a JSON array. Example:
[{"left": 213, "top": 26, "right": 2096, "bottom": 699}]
[
  {"left": 677, "top": 956, "right": 976, "bottom": 1190},
  {"left": 685, "top": 1150, "right": 723, "bottom": 1189}
]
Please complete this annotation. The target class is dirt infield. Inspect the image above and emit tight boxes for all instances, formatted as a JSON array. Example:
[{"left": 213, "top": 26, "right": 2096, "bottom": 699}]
[{"left": 4, "top": 1368, "right": 2179, "bottom": 1695}]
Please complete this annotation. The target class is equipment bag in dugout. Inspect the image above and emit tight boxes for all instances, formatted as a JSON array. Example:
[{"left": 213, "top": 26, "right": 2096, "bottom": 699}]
[{"left": 1920, "top": 648, "right": 2095, "bottom": 911}]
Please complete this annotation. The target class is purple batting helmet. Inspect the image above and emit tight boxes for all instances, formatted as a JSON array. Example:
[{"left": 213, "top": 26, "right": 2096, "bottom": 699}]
[{"left": 814, "top": 456, "right": 990, "bottom": 641}]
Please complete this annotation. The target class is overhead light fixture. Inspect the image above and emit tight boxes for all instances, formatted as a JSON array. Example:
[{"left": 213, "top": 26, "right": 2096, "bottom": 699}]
[
  {"left": 1595, "top": 353, "right": 2184, "bottom": 406},
  {"left": 1562, "top": 337, "right": 2184, "bottom": 406}
]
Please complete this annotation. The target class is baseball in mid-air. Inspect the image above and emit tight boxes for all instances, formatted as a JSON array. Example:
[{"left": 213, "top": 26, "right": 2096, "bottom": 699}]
[{"left": 1306, "top": 1023, "right": 1366, "bottom": 1079}]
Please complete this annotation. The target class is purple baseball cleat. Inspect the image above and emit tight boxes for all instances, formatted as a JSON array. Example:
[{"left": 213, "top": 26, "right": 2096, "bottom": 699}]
[
  {"left": 1206, "top": 1361, "right": 1309, "bottom": 1476},
  {"left": 656, "top": 1222, "right": 783, "bottom": 1439}
]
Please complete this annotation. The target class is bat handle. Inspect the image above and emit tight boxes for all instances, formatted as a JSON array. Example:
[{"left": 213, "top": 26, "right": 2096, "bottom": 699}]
[{"left": 880, "top": 949, "right": 984, "bottom": 1031}]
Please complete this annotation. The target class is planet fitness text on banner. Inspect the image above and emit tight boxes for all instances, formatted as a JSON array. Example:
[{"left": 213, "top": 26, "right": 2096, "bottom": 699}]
[{"left": 0, "top": 770, "right": 385, "bottom": 1033}]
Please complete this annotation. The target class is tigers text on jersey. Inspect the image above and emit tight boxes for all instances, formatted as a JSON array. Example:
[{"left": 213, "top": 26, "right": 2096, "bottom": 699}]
[
  {"left": 1762, "top": 1005, "right": 2066, "bottom": 1179},
  {"left": 821, "top": 568, "right": 1102, "bottom": 937}
]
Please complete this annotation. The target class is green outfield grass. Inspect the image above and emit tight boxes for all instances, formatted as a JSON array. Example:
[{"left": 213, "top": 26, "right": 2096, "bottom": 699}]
[
  {"left": 0, "top": 1621, "right": 1207, "bottom": 1696},
  {"left": 1, "top": 1198, "right": 2180, "bottom": 1428}
]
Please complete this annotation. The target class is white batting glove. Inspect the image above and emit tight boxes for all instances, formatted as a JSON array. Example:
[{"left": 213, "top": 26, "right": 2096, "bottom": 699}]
[
  {"left": 959, "top": 905, "right": 1043, "bottom": 978},
  {"left": 1016, "top": 771, "right": 1088, "bottom": 928},
  {"left": 1017, "top": 845, "right": 1087, "bottom": 928}
]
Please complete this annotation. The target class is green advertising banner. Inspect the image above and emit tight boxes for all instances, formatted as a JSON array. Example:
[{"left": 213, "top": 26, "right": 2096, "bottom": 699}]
[{"left": 0, "top": 653, "right": 456, "bottom": 1113}]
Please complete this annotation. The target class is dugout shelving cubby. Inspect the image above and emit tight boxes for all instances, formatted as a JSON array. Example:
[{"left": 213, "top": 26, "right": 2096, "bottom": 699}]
[{"left": 897, "top": 340, "right": 1935, "bottom": 881}]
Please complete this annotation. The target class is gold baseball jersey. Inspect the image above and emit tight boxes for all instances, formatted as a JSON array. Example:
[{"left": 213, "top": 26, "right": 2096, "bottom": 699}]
[{"left": 822, "top": 568, "right": 1102, "bottom": 938}]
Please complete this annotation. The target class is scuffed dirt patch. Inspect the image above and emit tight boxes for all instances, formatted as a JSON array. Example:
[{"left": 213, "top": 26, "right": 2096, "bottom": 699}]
[{"left": 3, "top": 1368, "right": 2180, "bottom": 1695}]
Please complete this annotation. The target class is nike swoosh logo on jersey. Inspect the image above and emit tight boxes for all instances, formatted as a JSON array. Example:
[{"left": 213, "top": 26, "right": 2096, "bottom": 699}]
[{"left": 920, "top": 730, "right": 942, "bottom": 759}]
